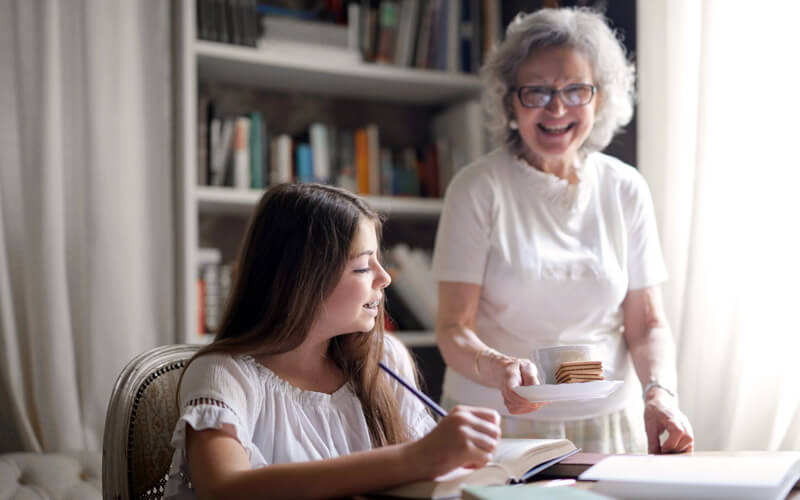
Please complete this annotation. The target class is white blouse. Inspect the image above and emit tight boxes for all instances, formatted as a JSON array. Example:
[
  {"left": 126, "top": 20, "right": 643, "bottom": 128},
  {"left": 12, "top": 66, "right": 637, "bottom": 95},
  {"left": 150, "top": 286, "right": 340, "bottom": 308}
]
[
  {"left": 432, "top": 148, "right": 668, "bottom": 421},
  {"left": 165, "top": 334, "right": 436, "bottom": 498}
]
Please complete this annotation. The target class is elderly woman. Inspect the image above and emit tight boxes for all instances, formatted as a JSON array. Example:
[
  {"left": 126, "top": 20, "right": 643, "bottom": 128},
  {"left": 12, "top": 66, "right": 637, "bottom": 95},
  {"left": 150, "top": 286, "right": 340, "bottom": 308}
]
[{"left": 432, "top": 8, "right": 694, "bottom": 454}]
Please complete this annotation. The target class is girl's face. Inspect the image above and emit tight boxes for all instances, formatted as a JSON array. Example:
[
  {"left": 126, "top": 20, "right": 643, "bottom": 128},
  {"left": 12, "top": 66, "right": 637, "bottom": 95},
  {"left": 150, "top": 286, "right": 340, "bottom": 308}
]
[
  {"left": 511, "top": 46, "right": 597, "bottom": 166},
  {"left": 316, "top": 218, "right": 391, "bottom": 336}
]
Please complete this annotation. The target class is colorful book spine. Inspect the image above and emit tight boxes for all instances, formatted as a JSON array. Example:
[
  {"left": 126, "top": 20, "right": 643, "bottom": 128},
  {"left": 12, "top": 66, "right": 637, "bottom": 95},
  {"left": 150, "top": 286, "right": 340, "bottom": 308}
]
[
  {"left": 309, "top": 122, "right": 331, "bottom": 183},
  {"left": 366, "top": 124, "right": 380, "bottom": 195},
  {"left": 270, "top": 134, "right": 292, "bottom": 184},
  {"left": 249, "top": 111, "right": 264, "bottom": 189},
  {"left": 233, "top": 116, "right": 251, "bottom": 189},
  {"left": 295, "top": 143, "right": 313, "bottom": 183},
  {"left": 355, "top": 128, "right": 369, "bottom": 194}
]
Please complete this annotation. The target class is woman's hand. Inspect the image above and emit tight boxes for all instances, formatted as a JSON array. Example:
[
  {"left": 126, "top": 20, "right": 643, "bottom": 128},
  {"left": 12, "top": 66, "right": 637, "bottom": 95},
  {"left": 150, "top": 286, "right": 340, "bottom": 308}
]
[
  {"left": 644, "top": 391, "right": 694, "bottom": 454},
  {"left": 491, "top": 354, "right": 550, "bottom": 415},
  {"left": 408, "top": 405, "right": 501, "bottom": 479}
]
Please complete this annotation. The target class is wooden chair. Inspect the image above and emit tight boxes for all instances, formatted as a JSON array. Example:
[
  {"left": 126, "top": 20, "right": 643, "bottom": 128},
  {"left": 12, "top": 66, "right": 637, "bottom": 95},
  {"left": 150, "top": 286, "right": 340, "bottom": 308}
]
[{"left": 102, "top": 344, "right": 201, "bottom": 500}]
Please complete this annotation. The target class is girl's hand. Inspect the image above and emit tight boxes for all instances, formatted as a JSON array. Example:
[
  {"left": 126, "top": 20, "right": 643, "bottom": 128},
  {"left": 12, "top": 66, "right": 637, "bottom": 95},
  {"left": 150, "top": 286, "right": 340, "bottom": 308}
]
[
  {"left": 409, "top": 405, "right": 501, "bottom": 478},
  {"left": 644, "top": 392, "right": 694, "bottom": 454},
  {"left": 496, "top": 356, "right": 550, "bottom": 414}
]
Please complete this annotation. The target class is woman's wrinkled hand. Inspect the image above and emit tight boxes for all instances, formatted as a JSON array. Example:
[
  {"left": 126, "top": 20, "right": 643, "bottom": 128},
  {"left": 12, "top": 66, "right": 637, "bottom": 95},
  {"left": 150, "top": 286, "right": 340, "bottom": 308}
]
[
  {"left": 496, "top": 356, "right": 550, "bottom": 415},
  {"left": 409, "top": 405, "right": 501, "bottom": 478},
  {"left": 644, "top": 392, "right": 694, "bottom": 454}
]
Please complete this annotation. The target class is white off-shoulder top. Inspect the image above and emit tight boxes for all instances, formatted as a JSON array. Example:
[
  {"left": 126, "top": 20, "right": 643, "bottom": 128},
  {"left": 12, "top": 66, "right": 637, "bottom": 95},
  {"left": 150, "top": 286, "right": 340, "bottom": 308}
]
[{"left": 164, "top": 334, "right": 436, "bottom": 499}]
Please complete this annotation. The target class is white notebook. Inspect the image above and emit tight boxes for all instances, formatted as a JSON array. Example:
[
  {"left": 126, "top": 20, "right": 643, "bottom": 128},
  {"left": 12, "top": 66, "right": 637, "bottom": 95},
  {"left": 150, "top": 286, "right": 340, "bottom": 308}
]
[{"left": 579, "top": 453, "right": 800, "bottom": 500}]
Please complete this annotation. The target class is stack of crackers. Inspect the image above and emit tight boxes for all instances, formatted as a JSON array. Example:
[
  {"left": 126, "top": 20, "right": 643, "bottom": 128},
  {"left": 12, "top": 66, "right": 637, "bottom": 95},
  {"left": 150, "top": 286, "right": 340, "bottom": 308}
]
[{"left": 555, "top": 360, "right": 604, "bottom": 384}]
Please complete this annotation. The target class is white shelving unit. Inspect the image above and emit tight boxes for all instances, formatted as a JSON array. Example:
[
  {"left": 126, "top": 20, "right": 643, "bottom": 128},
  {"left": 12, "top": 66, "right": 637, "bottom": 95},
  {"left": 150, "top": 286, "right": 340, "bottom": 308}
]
[
  {"left": 174, "top": 0, "right": 481, "bottom": 348},
  {"left": 196, "top": 186, "right": 444, "bottom": 217}
]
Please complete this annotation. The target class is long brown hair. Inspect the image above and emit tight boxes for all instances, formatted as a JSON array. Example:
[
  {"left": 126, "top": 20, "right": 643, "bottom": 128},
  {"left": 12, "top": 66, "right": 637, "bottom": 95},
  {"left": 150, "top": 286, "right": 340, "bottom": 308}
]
[{"left": 179, "top": 183, "right": 411, "bottom": 446}]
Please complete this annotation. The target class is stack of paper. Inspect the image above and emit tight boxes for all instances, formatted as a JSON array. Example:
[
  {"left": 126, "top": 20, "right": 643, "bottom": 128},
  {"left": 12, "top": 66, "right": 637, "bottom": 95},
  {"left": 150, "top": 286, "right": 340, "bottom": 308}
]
[{"left": 579, "top": 453, "right": 800, "bottom": 500}]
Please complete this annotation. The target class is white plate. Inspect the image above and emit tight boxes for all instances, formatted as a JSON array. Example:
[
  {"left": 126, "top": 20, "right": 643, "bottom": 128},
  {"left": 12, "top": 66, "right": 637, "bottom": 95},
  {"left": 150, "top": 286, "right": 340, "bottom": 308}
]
[{"left": 513, "top": 380, "right": 624, "bottom": 402}]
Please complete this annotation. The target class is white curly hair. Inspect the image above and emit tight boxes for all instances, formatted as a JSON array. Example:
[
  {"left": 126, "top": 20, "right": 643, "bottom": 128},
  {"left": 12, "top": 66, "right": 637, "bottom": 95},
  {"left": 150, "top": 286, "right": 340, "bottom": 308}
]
[{"left": 481, "top": 7, "right": 635, "bottom": 156}]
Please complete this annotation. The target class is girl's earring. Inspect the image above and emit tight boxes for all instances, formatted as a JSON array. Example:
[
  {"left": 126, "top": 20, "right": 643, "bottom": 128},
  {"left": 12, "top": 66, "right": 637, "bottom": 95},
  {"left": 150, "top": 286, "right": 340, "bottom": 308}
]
[{"left": 509, "top": 120, "right": 519, "bottom": 130}]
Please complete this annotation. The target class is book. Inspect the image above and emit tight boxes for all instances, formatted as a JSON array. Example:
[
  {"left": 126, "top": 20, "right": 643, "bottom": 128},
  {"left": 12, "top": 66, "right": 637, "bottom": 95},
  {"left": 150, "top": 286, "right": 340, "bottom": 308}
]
[
  {"left": 360, "top": 0, "right": 378, "bottom": 61},
  {"left": 462, "top": 484, "right": 616, "bottom": 500},
  {"left": 377, "top": 438, "right": 579, "bottom": 499},
  {"left": 375, "top": 0, "right": 399, "bottom": 64},
  {"left": 270, "top": 134, "right": 292, "bottom": 184},
  {"left": 579, "top": 453, "right": 800, "bottom": 500},
  {"left": 393, "top": 148, "right": 421, "bottom": 196},
  {"left": 309, "top": 122, "right": 330, "bottom": 183},
  {"left": 379, "top": 148, "right": 394, "bottom": 195},
  {"left": 366, "top": 124, "right": 380, "bottom": 195},
  {"left": 233, "top": 116, "right": 250, "bottom": 189},
  {"left": 198, "top": 247, "right": 222, "bottom": 333},
  {"left": 260, "top": 15, "right": 349, "bottom": 48},
  {"left": 295, "top": 143, "right": 313, "bottom": 183},
  {"left": 347, "top": 3, "right": 361, "bottom": 53},
  {"left": 336, "top": 129, "right": 357, "bottom": 192},
  {"left": 248, "top": 111, "right": 265, "bottom": 189},
  {"left": 393, "top": 0, "right": 419, "bottom": 66},
  {"left": 431, "top": 99, "right": 486, "bottom": 186},
  {"left": 210, "top": 116, "right": 235, "bottom": 186},
  {"left": 414, "top": 0, "right": 435, "bottom": 68},
  {"left": 354, "top": 128, "right": 369, "bottom": 194},
  {"left": 445, "top": 0, "right": 460, "bottom": 72},
  {"left": 535, "top": 452, "right": 607, "bottom": 479}
]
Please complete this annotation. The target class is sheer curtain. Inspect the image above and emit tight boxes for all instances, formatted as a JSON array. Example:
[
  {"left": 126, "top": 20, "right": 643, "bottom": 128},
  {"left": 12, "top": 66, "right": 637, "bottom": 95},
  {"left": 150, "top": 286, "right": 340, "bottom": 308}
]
[
  {"left": 638, "top": 0, "right": 800, "bottom": 451},
  {"left": 0, "top": 0, "right": 174, "bottom": 452}
]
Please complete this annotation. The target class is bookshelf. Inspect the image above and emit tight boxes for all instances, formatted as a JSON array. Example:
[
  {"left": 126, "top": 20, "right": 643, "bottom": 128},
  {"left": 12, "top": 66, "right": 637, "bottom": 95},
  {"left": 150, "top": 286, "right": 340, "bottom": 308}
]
[{"left": 174, "top": 0, "right": 486, "bottom": 352}]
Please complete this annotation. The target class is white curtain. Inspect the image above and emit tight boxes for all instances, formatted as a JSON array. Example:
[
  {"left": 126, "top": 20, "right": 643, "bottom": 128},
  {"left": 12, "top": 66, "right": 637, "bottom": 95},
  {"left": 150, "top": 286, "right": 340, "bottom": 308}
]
[
  {"left": 638, "top": 0, "right": 800, "bottom": 451},
  {"left": 0, "top": 0, "right": 174, "bottom": 452}
]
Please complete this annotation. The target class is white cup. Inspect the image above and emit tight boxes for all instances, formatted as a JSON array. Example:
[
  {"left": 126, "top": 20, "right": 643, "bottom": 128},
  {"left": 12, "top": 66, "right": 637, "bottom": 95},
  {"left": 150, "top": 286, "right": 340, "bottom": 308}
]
[{"left": 534, "top": 345, "right": 596, "bottom": 385}]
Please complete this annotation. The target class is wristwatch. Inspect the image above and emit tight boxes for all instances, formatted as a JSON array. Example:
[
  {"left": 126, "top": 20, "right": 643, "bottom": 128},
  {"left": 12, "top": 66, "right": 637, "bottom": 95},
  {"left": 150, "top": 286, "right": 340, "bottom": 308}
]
[{"left": 642, "top": 378, "right": 676, "bottom": 400}]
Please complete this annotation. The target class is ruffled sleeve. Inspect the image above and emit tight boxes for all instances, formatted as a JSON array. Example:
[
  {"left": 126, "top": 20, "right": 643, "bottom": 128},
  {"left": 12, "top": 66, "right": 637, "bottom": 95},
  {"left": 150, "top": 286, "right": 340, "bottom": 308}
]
[
  {"left": 165, "top": 353, "right": 266, "bottom": 498},
  {"left": 382, "top": 335, "right": 437, "bottom": 439}
]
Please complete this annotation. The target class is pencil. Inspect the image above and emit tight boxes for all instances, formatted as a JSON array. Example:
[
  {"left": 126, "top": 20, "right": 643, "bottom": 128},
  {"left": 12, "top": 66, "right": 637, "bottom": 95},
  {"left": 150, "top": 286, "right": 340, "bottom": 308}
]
[{"left": 378, "top": 361, "right": 448, "bottom": 417}]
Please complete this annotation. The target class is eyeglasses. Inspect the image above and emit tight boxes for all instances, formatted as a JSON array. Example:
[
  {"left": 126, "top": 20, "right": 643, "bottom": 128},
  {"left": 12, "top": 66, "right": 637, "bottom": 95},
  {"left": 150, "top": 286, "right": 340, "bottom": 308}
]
[{"left": 514, "top": 83, "right": 596, "bottom": 108}]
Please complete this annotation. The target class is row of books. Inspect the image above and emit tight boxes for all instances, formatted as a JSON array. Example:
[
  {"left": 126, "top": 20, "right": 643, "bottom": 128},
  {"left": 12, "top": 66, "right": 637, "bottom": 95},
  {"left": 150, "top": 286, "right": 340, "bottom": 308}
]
[
  {"left": 360, "top": 0, "right": 503, "bottom": 73},
  {"left": 201, "top": 0, "right": 504, "bottom": 74},
  {"left": 197, "top": 99, "right": 485, "bottom": 197},
  {"left": 196, "top": 0, "right": 259, "bottom": 47},
  {"left": 195, "top": 244, "right": 434, "bottom": 335},
  {"left": 196, "top": 248, "right": 232, "bottom": 334}
]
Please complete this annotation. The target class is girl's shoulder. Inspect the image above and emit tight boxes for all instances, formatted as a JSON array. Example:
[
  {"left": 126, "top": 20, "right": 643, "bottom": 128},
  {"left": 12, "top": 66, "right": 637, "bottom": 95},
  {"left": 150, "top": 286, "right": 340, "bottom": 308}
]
[
  {"left": 185, "top": 351, "right": 257, "bottom": 377},
  {"left": 180, "top": 351, "right": 263, "bottom": 400}
]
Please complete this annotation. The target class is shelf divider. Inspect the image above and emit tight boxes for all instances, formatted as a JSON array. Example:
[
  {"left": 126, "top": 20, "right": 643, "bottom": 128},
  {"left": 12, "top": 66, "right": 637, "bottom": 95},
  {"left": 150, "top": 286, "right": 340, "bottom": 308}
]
[
  {"left": 195, "top": 40, "right": 482, "bottom": 104},
  {"left": 195, "top": 185, "right": 442, "bottom": 217}
]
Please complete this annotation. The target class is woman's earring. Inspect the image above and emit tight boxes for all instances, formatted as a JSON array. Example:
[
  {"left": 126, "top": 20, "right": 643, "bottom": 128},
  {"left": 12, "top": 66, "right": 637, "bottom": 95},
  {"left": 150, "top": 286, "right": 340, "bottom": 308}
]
[{"left": 509, "top": 120, "right": 518, "bottom": 130}]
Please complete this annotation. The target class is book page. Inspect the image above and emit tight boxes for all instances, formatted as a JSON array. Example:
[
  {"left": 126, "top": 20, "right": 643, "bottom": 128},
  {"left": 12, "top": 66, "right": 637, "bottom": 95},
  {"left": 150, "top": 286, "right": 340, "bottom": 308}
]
[
  {"left": 580, "top": 454, "right": 800, "bottom": 500},
  {"left": 376, "top": 438, "right": 577, "bottom": 499},
  {"left": 492, "top": 438, "right": 576, "bottom": 479}
]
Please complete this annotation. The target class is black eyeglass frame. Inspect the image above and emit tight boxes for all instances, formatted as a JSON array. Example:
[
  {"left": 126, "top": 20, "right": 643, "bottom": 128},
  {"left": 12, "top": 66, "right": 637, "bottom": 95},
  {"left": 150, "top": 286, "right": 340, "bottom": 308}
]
[{"left": 513, "top": 84, "right": 597, "bottom": 109}]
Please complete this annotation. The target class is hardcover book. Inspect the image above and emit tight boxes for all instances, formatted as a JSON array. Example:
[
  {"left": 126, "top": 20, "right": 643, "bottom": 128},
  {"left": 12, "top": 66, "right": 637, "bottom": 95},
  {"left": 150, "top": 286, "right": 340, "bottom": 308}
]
[
  {"left": 377, "top": 438, "right": 579, "bottom": 500},
  {"left": 579, "top": 453, "right": 800, "bottom": 500}
]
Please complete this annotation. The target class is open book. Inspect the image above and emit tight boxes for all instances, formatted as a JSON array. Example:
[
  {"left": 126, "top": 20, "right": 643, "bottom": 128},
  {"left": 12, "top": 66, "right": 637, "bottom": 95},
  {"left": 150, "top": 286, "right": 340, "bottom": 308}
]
[{"left": 377, "top": 438, "right": 579, "bottom": 499}]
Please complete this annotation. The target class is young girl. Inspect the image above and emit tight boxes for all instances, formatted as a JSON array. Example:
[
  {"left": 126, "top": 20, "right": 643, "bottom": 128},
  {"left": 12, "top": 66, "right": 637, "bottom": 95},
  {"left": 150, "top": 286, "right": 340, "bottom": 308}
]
[{"left": 165, "top": 183, "right": 501, "bottom": 499}]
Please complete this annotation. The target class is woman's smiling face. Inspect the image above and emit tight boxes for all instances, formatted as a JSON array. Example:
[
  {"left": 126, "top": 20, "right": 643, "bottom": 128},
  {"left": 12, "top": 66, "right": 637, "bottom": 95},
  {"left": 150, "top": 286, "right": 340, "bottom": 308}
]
[{"left": 511, "top": 46, "right": 598, "bottom": 167}]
